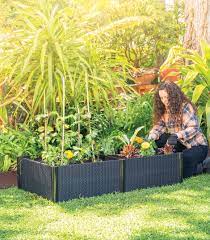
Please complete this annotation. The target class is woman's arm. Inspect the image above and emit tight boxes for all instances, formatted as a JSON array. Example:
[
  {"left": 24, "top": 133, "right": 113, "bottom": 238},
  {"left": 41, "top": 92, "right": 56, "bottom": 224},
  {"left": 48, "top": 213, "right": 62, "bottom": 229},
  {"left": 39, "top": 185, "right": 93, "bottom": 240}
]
[
  {"left": 176, "top": 103, "right": 199, "bottom": 141},
  {"left": 148, "top": 119, "right": 166, "bottom": 140}
]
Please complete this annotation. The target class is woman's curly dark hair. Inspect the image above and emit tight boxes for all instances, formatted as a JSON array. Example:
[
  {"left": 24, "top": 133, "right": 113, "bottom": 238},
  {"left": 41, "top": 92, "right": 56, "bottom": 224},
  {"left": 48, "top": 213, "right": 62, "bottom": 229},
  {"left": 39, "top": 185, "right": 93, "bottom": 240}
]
[{"left": 153, "top": 81, "right": 196, "bottom": 126}]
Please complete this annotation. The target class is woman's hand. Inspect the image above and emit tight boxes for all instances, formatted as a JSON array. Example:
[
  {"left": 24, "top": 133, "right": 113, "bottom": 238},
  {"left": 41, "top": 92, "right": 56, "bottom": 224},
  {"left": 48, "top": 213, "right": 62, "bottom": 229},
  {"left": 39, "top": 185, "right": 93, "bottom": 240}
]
[
  {"left": 148, "top": 133, "right": 157, "bottom": 141},
  {"left": 176, "top": 132, "right": 183, "bottom": 139}
]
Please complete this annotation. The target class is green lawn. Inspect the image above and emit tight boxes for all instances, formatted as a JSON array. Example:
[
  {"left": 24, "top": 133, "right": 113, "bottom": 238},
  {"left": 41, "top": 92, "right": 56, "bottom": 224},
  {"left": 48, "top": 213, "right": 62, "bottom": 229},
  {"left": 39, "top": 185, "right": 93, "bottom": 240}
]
[{"left": 0, "top": 175, "right": 210, "bottom": 240}]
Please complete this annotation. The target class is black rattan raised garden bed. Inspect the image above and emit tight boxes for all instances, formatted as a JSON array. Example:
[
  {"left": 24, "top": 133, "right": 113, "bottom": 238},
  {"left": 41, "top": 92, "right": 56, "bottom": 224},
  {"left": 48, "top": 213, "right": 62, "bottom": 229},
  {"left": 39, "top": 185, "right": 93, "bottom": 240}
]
[
  {"left": 123, "top": 153, "right": 183, "bottom": 192},
  {"left": 17, "top": 153, "right": 183, "bottom": 202},
  {"left": 17, "top": 158, "right": 122, "bottom": 202}
]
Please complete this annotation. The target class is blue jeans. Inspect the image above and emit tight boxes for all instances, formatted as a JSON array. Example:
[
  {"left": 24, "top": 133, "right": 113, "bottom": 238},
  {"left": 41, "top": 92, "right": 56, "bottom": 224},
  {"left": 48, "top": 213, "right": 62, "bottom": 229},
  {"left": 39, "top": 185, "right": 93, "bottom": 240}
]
[{"left": 156, "top": 133, "right": 209, "bottom": 178}]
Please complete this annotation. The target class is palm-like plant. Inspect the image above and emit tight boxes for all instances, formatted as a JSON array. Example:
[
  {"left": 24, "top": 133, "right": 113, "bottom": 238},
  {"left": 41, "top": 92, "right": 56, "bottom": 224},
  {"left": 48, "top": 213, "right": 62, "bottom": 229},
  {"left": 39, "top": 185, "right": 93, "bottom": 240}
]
[
  {"left": 0, "top": 0, "right": 76, "bottom": 115},
  {"left": 0, "top": 0, "right": 129, "bottom": 122}
]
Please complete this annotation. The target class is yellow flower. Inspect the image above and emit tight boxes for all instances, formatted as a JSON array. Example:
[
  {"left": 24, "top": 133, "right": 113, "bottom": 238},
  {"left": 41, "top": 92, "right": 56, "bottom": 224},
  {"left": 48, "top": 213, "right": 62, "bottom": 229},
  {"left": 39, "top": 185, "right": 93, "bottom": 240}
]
[
  {"left": 141, "top": 141, "right": 150, "bottom": 150},
  {"left": 64, "top": 150, "right": 74, "bottom": 159},
  {"left": 134, "top": 137, "right": 144, "bottom": 144}
]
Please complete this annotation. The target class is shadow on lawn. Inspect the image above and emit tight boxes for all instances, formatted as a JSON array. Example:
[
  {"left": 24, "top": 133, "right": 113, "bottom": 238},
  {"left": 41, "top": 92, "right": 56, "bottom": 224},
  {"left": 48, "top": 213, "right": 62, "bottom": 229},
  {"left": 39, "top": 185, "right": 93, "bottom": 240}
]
[
  {"left": 0, "top": 188, "right": 52, "bottom": 239},
  {"left": 0, "top": 187, "right": 52, "bottom": 208},
  {"left": 131, "top": 230, "right": 184, "bottom": 240},
  {"left": 0, "top": 229, "right": 42, "bottom": 240},
  {"left": 0, "top": 230, "right": 23, "bottom": 240}
]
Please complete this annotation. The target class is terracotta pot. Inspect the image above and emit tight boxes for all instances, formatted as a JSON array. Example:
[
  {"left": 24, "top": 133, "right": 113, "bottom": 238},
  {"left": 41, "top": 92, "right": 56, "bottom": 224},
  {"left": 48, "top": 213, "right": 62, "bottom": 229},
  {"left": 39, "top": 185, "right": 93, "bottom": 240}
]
[
  {"left": 131, "top": 83, "right": 157, "bottom": 94},
  {"left": 160, "top": 68, "right": 180, "bottom": 81},
  {"left": 0, "top": 171, "right": 17, "bottom": 189},
  {"left": 134, "top": 73, "right": 157, "bottom": 85}
]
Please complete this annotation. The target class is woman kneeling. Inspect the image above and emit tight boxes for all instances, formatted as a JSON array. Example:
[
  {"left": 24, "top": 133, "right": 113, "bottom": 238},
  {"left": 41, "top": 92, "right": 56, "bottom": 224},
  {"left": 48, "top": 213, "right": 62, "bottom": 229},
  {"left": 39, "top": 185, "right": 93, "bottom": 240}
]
[{"left": 148, "top": 81, "right": 208, "bottom": 178}]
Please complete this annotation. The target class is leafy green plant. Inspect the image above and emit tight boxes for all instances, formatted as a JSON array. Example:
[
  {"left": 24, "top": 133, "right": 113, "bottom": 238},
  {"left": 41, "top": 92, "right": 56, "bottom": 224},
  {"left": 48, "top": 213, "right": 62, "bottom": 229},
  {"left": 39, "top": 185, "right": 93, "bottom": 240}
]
[
  {"left": 0, "top": 155, "right": 14, "bottom": 173},
  {"left": 72, "top": 146, "right": 92, "bottom": 164},
  {"left": 0, "top": 0, "right": 132, "bottom": 167},
  {"left": 41, "top": 145, "right": 62, "bottom": 167},
  {"left": 115, "top": 127, "right": 157, "bottom": 158},
  {"left": 117, "top": 127, "right": 144, "bottom": 146},
  {"left": 113, "top": 94, "right": 153, "bottom": 136},
  {"left": 117, "top": 127, "right": 144, "bottom": 158},
  {"left": 0, "top": 126, "right": 41, "bottom": 172},
  {"left": 98, "top": 130, "right": 125, "bottom": 156},
  {"left": 32, "top": 110, "right": 105, "bottom": 166}
]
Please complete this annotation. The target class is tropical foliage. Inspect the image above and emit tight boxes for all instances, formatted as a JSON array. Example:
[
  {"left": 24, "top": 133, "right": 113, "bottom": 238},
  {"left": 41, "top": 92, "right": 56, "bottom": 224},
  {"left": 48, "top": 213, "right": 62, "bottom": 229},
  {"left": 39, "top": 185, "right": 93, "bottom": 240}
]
[
  {"left": 0, "top": 0, "right": 129, "bottom": 122},
  {"left": 161, "top": 41, "right": 210, "bottom": 142},
  {"left": 0, "top": 0, "right": 186, "bottom": 170},
  {"left": 179, "top": 42, "right": 210, "bottom": 142}
]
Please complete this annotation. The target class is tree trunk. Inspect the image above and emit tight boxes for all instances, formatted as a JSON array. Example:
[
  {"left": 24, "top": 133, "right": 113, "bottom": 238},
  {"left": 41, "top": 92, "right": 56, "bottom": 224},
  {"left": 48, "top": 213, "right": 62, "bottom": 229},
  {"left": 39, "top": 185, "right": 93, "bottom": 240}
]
[{"left": 184, "top": 0, "right": 210, "bottom": 50}]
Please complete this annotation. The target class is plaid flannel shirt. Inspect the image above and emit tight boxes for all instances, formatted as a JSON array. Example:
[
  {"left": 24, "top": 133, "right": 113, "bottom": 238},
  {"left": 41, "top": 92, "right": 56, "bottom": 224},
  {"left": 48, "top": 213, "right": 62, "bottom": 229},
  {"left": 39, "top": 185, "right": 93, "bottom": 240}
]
[{"left": 149, "top": 103, "right": 208, "bottom": 148}]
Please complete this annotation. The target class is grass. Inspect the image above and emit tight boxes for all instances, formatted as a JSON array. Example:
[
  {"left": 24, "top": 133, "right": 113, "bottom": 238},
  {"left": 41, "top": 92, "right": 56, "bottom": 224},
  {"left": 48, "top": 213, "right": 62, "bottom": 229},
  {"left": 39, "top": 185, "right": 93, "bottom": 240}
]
[{"left": 0, "top": 175, "right": 210, "bottom": 240}]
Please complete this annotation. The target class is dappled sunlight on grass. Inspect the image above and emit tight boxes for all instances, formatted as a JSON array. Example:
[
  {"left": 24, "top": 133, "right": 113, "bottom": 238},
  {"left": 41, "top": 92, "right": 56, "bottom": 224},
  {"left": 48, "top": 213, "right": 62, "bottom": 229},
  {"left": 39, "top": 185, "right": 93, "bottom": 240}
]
[{"left": 0, "top": 175, "right": 210, "bottom": 240}]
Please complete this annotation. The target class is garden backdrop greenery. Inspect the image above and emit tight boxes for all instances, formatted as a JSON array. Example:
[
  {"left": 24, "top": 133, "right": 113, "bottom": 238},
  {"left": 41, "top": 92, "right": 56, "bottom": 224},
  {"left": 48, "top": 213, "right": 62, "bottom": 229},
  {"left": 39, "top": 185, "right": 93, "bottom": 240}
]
[{"left": 0, "top": 0, "right": 209, "bottom": 172}]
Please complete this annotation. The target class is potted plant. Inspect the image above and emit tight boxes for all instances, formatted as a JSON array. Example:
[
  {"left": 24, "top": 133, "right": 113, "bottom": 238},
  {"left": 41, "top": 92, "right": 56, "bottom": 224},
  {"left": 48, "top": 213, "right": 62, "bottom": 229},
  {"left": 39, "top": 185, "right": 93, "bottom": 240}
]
[
  {"left": 159, "top": 67, "right": 180, "bottom": 81},
  {"left": 131, "top": 83, "right": 157, "bottom": 94}
]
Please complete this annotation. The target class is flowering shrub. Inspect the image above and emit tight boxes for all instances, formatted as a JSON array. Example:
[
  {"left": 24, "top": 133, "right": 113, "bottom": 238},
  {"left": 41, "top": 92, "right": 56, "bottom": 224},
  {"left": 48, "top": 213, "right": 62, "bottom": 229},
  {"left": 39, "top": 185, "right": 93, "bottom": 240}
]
[{"left": 117, "top": 127, "right": 157, "bottom": 158}]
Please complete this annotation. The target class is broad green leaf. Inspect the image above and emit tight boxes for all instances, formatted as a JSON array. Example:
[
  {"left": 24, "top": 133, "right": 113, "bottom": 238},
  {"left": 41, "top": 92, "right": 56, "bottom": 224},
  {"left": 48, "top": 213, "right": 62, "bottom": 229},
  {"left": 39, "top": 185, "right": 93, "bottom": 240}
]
[
  {"left": 182, "top": 70, "right": 198, "bottom": 87},
  {"left": 201, "top": 40, "right": 210, "bottom": 64},
  {"left": 1, "top": 155, "right": 12, "bottom": 172},
  {"left": 197, "top": 106, "right": 205, "bottom": 125},
  {"left": 192, "top": 84, "right": 206, "bottom": 103}
]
